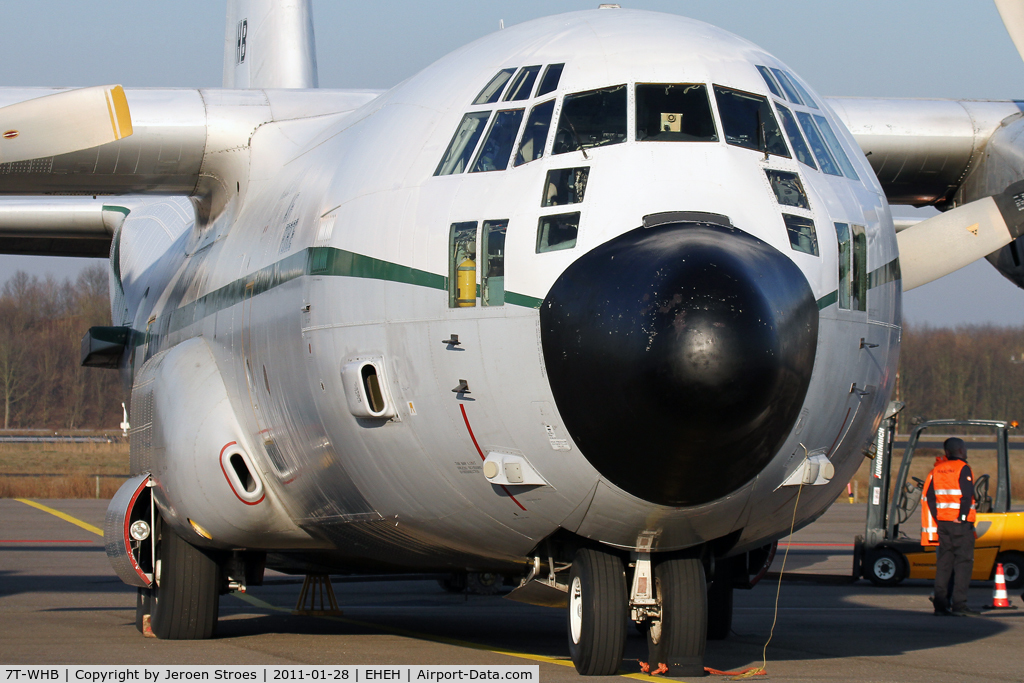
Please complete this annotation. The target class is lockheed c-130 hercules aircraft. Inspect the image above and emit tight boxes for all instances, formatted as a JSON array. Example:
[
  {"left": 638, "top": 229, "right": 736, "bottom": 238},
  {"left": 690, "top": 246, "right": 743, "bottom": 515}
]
[{"left": 5, "top": 0, "right": 1024, "bottom": 676}]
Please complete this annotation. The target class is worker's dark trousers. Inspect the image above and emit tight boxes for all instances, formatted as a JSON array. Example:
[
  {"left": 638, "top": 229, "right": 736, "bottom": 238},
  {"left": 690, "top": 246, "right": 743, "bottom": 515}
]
[{"left": 934, "top": 521, "right": 975, "bottom": 610}]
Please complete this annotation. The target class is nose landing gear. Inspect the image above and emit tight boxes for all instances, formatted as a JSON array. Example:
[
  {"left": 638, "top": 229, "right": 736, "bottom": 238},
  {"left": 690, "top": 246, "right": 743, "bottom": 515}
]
[{"left": 566, "top": 547, "right": 710, "bottom": 677}]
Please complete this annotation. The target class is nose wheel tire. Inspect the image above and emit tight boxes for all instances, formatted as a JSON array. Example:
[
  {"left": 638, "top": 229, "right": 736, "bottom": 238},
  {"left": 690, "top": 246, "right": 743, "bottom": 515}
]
[
  {"left": 567, "top": 548, "right": 628, "bottom": 676},
  {"left": 647, "top": 558, "right": 707, "bottom": 677},
  {"left": 706, "top": 559, "right": 734, "bottom": 640},
  {"left": 150, "top": 521, "right": 222, "bottom": 640},
  {"left": 865, "top": 548, "right": 905, "bottom": 587}
]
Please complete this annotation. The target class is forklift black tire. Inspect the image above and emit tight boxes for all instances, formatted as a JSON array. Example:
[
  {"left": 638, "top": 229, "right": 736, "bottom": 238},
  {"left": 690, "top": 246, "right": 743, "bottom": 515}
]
[
  {"left": 996, "top": 551, "right": 1024, "bottom": 589},
  {"left": 150, "top": 522, "right": 221, "bottom": 640},
  {"left": 567, "top": 548, "right": 628, "bottom": 676},
  {"left": 866, "top": 548, "right": 905, "bottom": 587}
]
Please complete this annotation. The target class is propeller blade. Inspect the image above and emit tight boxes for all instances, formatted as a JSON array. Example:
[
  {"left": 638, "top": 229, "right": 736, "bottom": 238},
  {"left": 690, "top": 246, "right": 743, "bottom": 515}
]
[
  {"left": 995, "top": 0, "right": 1024, "bottom": 63},
  {"left": 0, "top": 85, "right": 133, "bottom": 164},
  {"left": 898, "top": 180, "right": 1024, "bottom": 290}
]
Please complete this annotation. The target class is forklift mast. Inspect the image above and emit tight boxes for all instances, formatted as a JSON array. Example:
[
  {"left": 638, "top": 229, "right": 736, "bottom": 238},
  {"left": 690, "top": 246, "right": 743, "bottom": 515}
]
[{"left": 865, "top": 409, "right": 897, "bottom": 547}]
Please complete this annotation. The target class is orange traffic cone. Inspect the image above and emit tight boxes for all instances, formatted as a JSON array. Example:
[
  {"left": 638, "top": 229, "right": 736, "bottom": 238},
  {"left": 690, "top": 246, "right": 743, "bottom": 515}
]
[{"left": 987, "top": 563, "right": 1017, "bottom": 610}]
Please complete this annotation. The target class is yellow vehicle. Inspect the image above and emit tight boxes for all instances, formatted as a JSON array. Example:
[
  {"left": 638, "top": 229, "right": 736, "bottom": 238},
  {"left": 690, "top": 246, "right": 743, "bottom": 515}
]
[{"left": 853, "top": 416, "right": 1024, "bottom": 588}]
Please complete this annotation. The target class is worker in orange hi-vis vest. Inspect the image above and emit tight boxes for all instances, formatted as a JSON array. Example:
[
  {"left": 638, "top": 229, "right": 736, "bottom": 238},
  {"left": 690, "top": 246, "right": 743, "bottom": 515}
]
[
  {"left": 924, "top": 438, "right": 978, "bottom": 616},
  {"left": 920, "top": 454, "right": 947, "bottom": 547}
]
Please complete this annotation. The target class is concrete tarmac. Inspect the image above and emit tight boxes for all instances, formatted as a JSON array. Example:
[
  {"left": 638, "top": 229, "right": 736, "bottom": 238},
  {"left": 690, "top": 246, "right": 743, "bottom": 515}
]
[{"left": 1, "top": 499, "right": 1022, "bottom": 682}]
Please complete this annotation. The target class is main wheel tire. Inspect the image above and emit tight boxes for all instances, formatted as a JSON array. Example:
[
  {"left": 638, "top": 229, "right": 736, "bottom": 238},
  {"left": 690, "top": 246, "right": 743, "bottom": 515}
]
[
  {"left": 466, "top": 572, "right": 502, "bottom": 595},
  {"left": 706, "top": 561, "right": 733, "bottom": 641},
  {"left": 647, "top": 558, "right": 707, "bottom": 677},
  {"left": 438, "top": 573, "right": 467, "bottom": 593},
  {"left": 135, "top": 587, "right": 152, "bottom": 633},
  {"left": 567, "top": 548, "right": 628, "bottom": 676},
  {"left": 150, "top": 522, "right": 221, "bottom": 640},
  {"left": 997, "top": 551, "right": 1024, "bottom": 589},
  {"left": 866, "top": 548, "right": 905, "bottom": 587}
]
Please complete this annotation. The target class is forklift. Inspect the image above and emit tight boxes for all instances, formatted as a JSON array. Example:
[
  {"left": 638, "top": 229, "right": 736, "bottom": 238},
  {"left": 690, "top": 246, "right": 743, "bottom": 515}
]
[{"left": 852, "top": 402, "right": 1024, "bottom": 588}]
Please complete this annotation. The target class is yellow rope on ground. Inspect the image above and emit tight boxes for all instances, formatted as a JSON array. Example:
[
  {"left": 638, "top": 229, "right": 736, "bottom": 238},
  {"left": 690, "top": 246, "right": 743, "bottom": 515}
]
[{"left": 730, "top": 479, "right": 805, "bottom": 680}]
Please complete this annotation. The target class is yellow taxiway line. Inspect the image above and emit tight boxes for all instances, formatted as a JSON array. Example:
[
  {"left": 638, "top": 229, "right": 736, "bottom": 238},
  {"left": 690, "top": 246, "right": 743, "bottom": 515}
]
[
  {"left": 15, "top": 498, "right": 104, "bottom": 537},
  {"left": 234, "top": 592, "right": 667, "bottom": 681}
]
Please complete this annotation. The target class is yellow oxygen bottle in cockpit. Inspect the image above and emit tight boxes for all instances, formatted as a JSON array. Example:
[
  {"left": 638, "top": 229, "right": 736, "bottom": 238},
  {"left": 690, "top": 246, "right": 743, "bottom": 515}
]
[{"left": 456, "top": 255, "right": 476, "bottom": 307}]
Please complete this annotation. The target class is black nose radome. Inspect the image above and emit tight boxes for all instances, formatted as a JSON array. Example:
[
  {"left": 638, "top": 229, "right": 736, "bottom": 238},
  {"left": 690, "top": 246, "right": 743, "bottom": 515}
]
[{"left": 540, "top": 222, "right": 818, "bottom": 507}]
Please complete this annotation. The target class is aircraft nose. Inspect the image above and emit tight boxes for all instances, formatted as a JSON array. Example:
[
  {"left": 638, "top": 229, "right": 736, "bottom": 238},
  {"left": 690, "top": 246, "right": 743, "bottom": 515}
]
[{"left": 539, "top": 220, "right": 818, "bottom": 507}]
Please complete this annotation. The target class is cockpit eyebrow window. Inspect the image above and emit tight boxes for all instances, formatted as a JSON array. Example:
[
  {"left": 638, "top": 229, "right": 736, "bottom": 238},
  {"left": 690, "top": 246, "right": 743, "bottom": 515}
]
[
  {"left": 755, "top": 66, "right": 783, "bottom": 98},
  {"left": 473, "top": 68, "right": 516, "bottom": 105},
  {"left": 553, "top": 85, "right": 627, "bottom": 155},
  {"left": 515, "top": 99, "right": 555, "bottom": 167},
  {"left": 635, "top": 84, "right": 717, "bottom": 142},
  {"left": 769, "top": 67, "right": 804, "bottom": 106},
  {"left": 435, "top": 111, "right": 491, "bottom": 176},
  {"left": 713, "top": 85, "right": 789, "bottom": 158},
  {"left": 787, "top": 72, "right": 819, "bottom": 109},
  {"left": 795, "top": 111, "right": 842, "bottom": 176},
  {"left": 471, "top": 109, "right": 525, "bottom": 173},
  {"left": 504, "top": 65, "right": 542, "bottom": 101},
  {"left": 775, "top": 103, "right": 816, "bottom": 170},
  {"left": 537, "top": 63, "right": 565, "bottom": 96},
  {"left": 812, "top": 114, "right": 859, "bottom": 180}
]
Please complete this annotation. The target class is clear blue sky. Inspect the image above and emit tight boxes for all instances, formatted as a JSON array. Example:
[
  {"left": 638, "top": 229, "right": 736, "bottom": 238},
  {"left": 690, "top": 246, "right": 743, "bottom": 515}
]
[{"left": 2, "top": 0, "right": 1023, "bottom": 326}]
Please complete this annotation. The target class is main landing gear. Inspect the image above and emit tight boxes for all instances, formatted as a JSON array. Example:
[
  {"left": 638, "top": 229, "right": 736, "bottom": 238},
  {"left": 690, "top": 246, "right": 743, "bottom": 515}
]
[{"left": 566, "top": 548, "right": 711, "bottom": 677}]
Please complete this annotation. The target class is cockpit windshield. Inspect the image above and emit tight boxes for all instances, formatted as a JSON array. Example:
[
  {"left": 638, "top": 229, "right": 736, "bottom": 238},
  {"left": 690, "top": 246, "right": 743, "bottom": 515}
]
[
  {"left": 713, "top": 86, "right": 789, "bottom": 158},
  {"left": 435, "top": 112, "right": 491, "bottom": 175},
  {"left": 635, "top": 84, "right": 717, "bottom": 142},
  {"left": 553, "top": 85, "right": 627, "bottom": 154},
  {"left": 471, "top": 109, "right": 525, "bottom": 172}
]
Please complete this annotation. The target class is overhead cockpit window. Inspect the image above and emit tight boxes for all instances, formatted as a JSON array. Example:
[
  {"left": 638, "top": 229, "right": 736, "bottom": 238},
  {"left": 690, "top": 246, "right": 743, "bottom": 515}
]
[
  {"left": 553, "top": 85, "right": 627, "bottom": 154},
  {"left": 435, "top": 112, "right": 491, "bottom": 176},
  {"left": 787, "top": 73, "right": 819, "bottom": 109},
  {"left": 542, "top": 167, "right": 589, "bottom": 207},
  {"left": 471, "top": 109, "right": 525, "bottom": 172},
  {"left": 713, "top": 86, "right": 789, "bottom": 157},
  {"left": 812, "top": 114, "right": 860, "bottom": 181},
  {"left": 504, "top": 66, "right": 542, "bottom": 101},
  {"left": 537, "top": 212, "right": 580, "bottom": 253},
  {"left": 635, "top": 84, "right": 717, "bottom": 142},
  {"left": 775, "top": 104, "right": 816, "bottom": 170},
  {"left": 449, "top": 222, "right": 478, "bottom": 307},
  {"left": 795, "top": 111, "right": 841, "bottom": 176},
  {"left": 473, "top": 68, "right": 516, "bottom": 105},
  {"left": 755, "top": 66, "right": 783, "bottom": 98},
  {"left": 537, "top": 63, "right": 565, "bottom": 96},
  {"left": 481, "top": 220, "right": 507, "bottom": 306},
  {"left": 769, "top": 68, "right": 804, "bottom": 106},
  {"left": 766, "top": 170, "right": 809, "bottom": 209},
  {"left": 515, "top": 100, "right": 555, "bottom": 166},
  {"left": 783, "top": 214, "right": 819, "bottom": 256}
]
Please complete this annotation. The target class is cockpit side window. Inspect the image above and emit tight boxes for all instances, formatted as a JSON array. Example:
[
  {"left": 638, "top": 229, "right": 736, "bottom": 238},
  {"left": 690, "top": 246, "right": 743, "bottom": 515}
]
[
  {"left": 755, "top": 66, "right": 783, "bottom": 98},
  {"left": 471, "top": 109, "right": 525, "bottom": 173},
  {"left": 775, "top": 104, "right": 816, "bottom": 170},
  {"left": 515, "top": 100, "right": 555, "bottom": 167},
  {"left": 504, "top": 66, "right": 542, "bottom": 101},
  {"left": 435, "top": 112, "right": 491, "bottom": 176},
  {"left": 553, "top": 85, "right": 627, "bottom": 154},
  {"left": 635, "top": 83, "right": 718, "bottom": 142},
  {"left": 474, "top": 68, "right": 516, "bottom": 105},
  {"left": 795, "top": 111, "right": 841, "bottom": 176},
  {"left": 835, "top": 222, "right": 851, "bottom": 309},
  {"left": 537, "top": 63, "right": 565, "bottom": 96},
  {"left": 783, "top": 214, "right": 819, "bottom": 256},
  {"left": 769, "top": 68, "right": 804, "bottom": 106},
  {"left": 542, "top": 167, "right": 589, "bottom": 207},
  {"left": 713, "top": 86, "right": 789, "bottom": 158},
  {"left": 537, "top": 212, "right": 580, "bottom": 252},
  {"left": 812, "top": 114, "right": 859, "bottom": 180}
]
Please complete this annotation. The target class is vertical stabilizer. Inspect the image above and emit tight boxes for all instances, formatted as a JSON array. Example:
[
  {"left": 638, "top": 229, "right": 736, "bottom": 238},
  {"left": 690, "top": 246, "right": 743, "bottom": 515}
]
[{"left": 223, "top": 0, "right": 318, "bottom": 89}]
